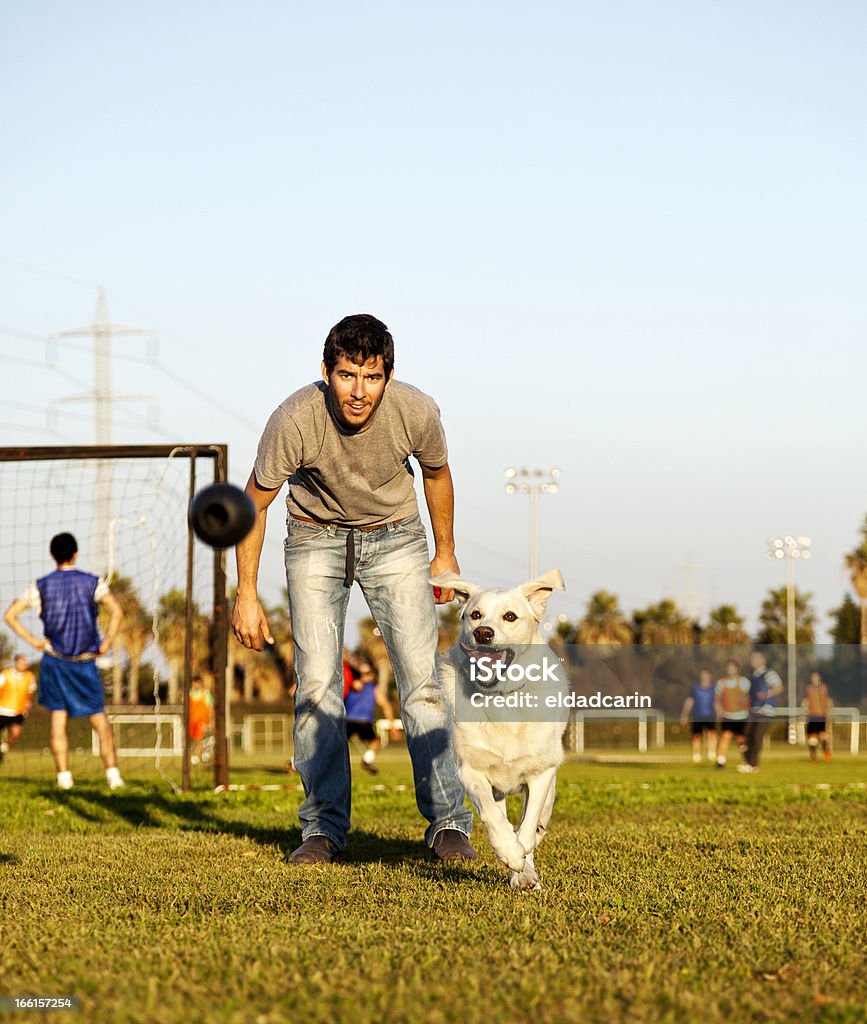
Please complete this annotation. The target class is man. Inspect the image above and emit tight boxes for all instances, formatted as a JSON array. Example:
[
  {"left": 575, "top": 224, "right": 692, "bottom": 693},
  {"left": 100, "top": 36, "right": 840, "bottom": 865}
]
[
  {"left": 739, "top": 650, "right": 784, "bottom": 773},
  {"left": 232, "top": 314, "right": 474, "bottom": 864},
  {"left": 0, "top": 654, "right": 37, "bottom": 763},
  {"left": 680, "top": 667, "right": 718, "bottom": 764},
  {"left": 714, "top": 659, "right": 750, "bottom": 769},
  {"left": 3, "top": 533, "right": 125, "bottom": 791},
  {"left": 802, "top": 670, "right": 832, "bottom": 762}
]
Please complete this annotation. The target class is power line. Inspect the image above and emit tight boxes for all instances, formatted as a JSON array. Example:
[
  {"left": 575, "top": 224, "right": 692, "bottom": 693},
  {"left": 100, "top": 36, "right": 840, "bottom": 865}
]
[{"left": 153, "top": 363, "right": 263, "bottom": 435}]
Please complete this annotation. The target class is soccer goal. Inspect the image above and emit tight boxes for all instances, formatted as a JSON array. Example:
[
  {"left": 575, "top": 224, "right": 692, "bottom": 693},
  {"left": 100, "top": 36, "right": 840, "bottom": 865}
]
[{"left": 0, "top": 445, "right": 230, "bottom": 790}]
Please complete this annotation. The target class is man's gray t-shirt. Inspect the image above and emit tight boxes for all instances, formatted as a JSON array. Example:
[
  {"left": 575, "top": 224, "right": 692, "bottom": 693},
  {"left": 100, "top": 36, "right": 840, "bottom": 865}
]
[{"left": 254, "top": 380, "right": 448, "bottom": 527}]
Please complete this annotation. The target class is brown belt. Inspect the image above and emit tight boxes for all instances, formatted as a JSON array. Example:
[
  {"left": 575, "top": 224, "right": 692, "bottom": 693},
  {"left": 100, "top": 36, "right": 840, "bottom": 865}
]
[
  {"left": 290, "top": 514, "right": 404, "bottom": 532},
  {"left": 289, "top": 514, "right": 405, "bottom": 587}
]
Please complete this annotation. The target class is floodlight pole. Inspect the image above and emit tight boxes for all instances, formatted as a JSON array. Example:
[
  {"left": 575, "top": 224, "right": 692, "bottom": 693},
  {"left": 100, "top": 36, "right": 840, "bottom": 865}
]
[
  {"left": 767, "top": 536, "right": 812, "bottom": 745},
  {"left": 505, "top": 467, "right": 560, "bottom": 580}
]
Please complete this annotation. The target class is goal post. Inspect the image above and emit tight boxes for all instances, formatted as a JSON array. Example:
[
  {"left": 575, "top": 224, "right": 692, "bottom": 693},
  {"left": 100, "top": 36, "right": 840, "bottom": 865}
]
[{"left": 0, "top": 444, "right": 230, "bottom": 790}]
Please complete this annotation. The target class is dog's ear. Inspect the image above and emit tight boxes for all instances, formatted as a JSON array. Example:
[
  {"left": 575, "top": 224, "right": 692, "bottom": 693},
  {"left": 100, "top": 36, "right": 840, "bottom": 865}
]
[
  {"left": 431, "top": 572, "right": 482, "bottom": 608},
  {"left": 520, "top": 569, "right": 565, "bottom": 620}
]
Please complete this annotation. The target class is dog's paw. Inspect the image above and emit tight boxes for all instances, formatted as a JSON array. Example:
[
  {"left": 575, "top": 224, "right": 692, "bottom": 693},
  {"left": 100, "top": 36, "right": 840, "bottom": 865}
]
[{"left": 509, "top": 862, "right": 541, "bottom": 892}]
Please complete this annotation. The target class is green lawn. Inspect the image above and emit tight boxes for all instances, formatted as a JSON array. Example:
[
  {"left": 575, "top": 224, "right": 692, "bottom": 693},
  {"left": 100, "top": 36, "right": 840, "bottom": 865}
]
[{"left": 1, "top": 749, "right": 865, "bottom": 1024}]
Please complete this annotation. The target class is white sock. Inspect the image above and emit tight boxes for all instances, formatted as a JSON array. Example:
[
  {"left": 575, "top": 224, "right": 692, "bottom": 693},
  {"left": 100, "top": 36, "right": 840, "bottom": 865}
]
[
  {"left": 0, "top": 741, "right": 8, "bottom": 754},
  {"left": 362, "top": 749, "right": 376, "bottom": 765},
  {"left": 57, "top": 770, "right": 73, "bottom": 789},
  {"left": 717, "top": 756, "right": 726, "bottom": 766},
  {"left": 106, "top": 766, "right": 123, "bottom": 786}
]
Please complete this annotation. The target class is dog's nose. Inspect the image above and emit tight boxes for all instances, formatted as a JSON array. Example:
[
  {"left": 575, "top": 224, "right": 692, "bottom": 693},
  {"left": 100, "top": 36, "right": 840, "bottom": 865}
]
[{"left": 473, "top": 626, "right": 495, "bottom": 645}]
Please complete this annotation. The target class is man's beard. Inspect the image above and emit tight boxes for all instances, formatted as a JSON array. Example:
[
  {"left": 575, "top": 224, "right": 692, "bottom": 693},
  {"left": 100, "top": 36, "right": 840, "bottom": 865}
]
[{"left": 328, "top": 385, "right": 387, "bottom": 433}]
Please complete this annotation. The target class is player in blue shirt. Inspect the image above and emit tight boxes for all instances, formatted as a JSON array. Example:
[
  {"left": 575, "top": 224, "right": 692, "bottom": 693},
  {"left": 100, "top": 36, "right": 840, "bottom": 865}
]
[
  {"left": 345, "top": 660, "right": 381, "bottom": 775},
  {"left": 4, "top": 533, "right": 125, "bottom": 791},
  {"left": 680, "top": 668, "right": 718, "bottom": 763}
]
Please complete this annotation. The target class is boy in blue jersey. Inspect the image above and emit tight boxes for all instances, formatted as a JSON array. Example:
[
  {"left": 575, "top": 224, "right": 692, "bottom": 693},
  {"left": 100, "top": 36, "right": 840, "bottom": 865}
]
[
  {"left": 680, "top": 668, "right": 718, "bottom": 763},
  {"left": 4, "top": 533, "right": 125, "bottom": 791},
  {"left": 345, "top": 661, "right": 381, "bottom": 775}
]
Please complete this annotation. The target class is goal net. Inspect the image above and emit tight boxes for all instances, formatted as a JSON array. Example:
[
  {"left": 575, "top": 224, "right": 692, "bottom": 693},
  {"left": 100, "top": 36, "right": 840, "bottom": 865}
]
[{"left": 0, "top": 445, "right": 229, "bottom": 790}]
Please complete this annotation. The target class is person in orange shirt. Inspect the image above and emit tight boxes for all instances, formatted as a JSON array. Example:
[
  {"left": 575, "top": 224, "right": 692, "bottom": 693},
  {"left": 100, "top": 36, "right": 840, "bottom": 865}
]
[
  {"left": 188, "top": 675, "right": 214, "bottom": 765},
  {"left": 0, "top": 655, "right": 37, "bottom": 763},
  {"left": 802, "top": 670, "right": 833, "bottom": 762},
  {"left": 714, "top": 659, "right": 751, "bottom": 769}
]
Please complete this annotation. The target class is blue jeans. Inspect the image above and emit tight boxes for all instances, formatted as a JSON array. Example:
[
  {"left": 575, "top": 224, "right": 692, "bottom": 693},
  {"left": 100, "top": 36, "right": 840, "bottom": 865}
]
[{"left": 284, "top": 513, "right": 473, "bottom": 850}]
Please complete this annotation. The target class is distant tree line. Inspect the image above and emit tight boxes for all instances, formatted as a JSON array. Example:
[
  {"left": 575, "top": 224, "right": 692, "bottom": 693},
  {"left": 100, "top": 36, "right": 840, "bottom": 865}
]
[{"left": 7, "top": 516, "right": 867, "bottom": 705}]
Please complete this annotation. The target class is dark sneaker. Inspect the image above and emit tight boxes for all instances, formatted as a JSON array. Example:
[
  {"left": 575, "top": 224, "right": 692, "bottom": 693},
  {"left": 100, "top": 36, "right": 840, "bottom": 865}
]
[
  {"left": 361, "top": 759, "right": 379, "bottom": 775},
  {"left": 289, "top": 835, "right": 340, "bottom": 865},
  {"left": 432, "top": 829, "right": 477, "bottom": 863}
]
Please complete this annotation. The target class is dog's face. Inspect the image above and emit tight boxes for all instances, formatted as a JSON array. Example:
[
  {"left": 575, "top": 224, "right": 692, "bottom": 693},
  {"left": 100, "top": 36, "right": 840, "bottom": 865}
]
[{"left": 432, "top": 569, "right": 565, "bottom": 688}]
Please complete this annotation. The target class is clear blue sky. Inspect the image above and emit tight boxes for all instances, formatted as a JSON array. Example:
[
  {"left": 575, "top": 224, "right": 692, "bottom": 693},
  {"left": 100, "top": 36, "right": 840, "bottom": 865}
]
[{"left": 1, "top": 0, "right": 865, "bottom": 641}]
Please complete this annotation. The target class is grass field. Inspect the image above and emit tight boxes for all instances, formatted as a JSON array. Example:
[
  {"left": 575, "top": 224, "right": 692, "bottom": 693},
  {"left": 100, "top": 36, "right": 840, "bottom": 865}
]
[{"left": 1, "top": 749, "right": 866, "bottom": 1024}]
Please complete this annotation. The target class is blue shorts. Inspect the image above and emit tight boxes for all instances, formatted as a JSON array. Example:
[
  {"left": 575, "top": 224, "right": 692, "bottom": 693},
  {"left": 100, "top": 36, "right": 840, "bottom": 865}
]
[{"left": 39, "top": 654, "right": 105, "bottom": 717}]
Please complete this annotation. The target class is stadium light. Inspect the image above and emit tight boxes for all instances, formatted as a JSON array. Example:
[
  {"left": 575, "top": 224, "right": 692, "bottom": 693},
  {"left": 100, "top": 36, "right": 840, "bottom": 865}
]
[
  {"left": 504, "top": 467, "right": 560, "bottom": 578},
  {"left": 766, "top": 535, "right": 811, "bottom": 744}
]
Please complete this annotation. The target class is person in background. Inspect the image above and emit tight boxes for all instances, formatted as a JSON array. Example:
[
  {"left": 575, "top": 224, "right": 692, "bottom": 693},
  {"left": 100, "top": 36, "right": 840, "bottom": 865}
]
[
  {"left": 3, "top": 532, "right": 124, "bottom": 791},
  {"left": 0, "top": 654, "right": 37, "bottom": 763},
  {"left": 680, "top": 668, "right": 718, "bottom": 764},
  {"left": 345, "top": 661, "right": 381, "bottom": 775},
  {"left": 714, "top": 659, "right": 750, "bottom": 770},
  {"left": 802, "top": 670, "right": 833, "bottom": 762},
  {"left": 739, "top": 650, "right": 784, "bottom": 774},
  {"left": 188, "top": 674, "right": 215, "bottom": 765}
]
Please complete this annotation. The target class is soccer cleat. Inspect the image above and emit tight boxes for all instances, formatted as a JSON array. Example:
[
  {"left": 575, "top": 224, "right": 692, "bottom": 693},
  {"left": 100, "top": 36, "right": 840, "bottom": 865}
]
[
  {"left": 736, "top": 764, "right": 756, "bottom": 774},
  {"left": 823, "top": 749, "right": 832, "bottom": 762},
  {"left": 692, "top": 752, "right": 702, "bottom": 764},
  {"left": 57, "top": 770, "right": 74, "bottom": 790},
  {"left": 361, "top": 759, "right": 379, "bottom": 774},
  {"left": 106, "top": 767, "right": 125, "bottom": 791}
]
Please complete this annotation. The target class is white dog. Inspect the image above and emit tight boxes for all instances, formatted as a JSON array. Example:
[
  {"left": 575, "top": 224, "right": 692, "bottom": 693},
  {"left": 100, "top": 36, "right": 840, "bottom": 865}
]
[{"left": 432, "top": 569, "right": 569, "bottom": 891}]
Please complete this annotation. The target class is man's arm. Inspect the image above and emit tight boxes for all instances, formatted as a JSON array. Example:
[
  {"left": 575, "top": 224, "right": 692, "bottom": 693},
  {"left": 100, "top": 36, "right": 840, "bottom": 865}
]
[
  {"left": 766, "top": 670, "right": 784, "bottom": 700},
  {"left": 421, "top": 462, "right": 460, "bottom": 605},
  {"left": 232, "top": 471, "right": 282, "bottom": 650},
  {"left": 3, "top": 599, "right": 46, "bottom": 653},
  {"left": 97, "top": 591, "right": 123, "bottom": 655},
  {"left": 680, "top": 696, "right": 693, "bottom": 725}
]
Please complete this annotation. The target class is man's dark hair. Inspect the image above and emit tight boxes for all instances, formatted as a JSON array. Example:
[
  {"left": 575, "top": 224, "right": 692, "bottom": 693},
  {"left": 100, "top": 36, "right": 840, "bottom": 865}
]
[
  {"left": 323, "top": 314, "right": 394, "bottom": 379},
  {"left": 49, "top": 533, "right": 78, "bottom": 564}
]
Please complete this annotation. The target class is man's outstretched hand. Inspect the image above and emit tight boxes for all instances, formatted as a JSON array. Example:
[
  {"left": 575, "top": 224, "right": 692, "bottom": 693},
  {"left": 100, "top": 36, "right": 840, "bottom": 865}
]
[{"left": 232, "top": 594, "right": 275, "bottom": 650}]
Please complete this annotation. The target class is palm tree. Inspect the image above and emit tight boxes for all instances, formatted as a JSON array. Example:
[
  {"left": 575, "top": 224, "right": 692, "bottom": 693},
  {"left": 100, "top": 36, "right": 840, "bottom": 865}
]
[
  {"left": 103, "top": 577, "right": 153, "bottom": 704},
  {"left": 576, "top": 591, "right": 633, "bottom": 645},
  {"left": 829, "top": 593, "right": 860, "bottom": 645},
  {"left": 157, "top": 589, "right": 210, "bottom": 703},
  {"left": 756, "top": 586, "right": 816, "bottom": 644},
  {"left": 843, "top": 515, "right": 867, "bottom": 645},
  {"left": 226, "top": 592, "right": 296, "bottom": 703},
  {"left": 700, "top": 604, "right": 750, "bottom": 645},
  {"left": 632, "top": 599, "right": 694, "bottom": 645}
]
